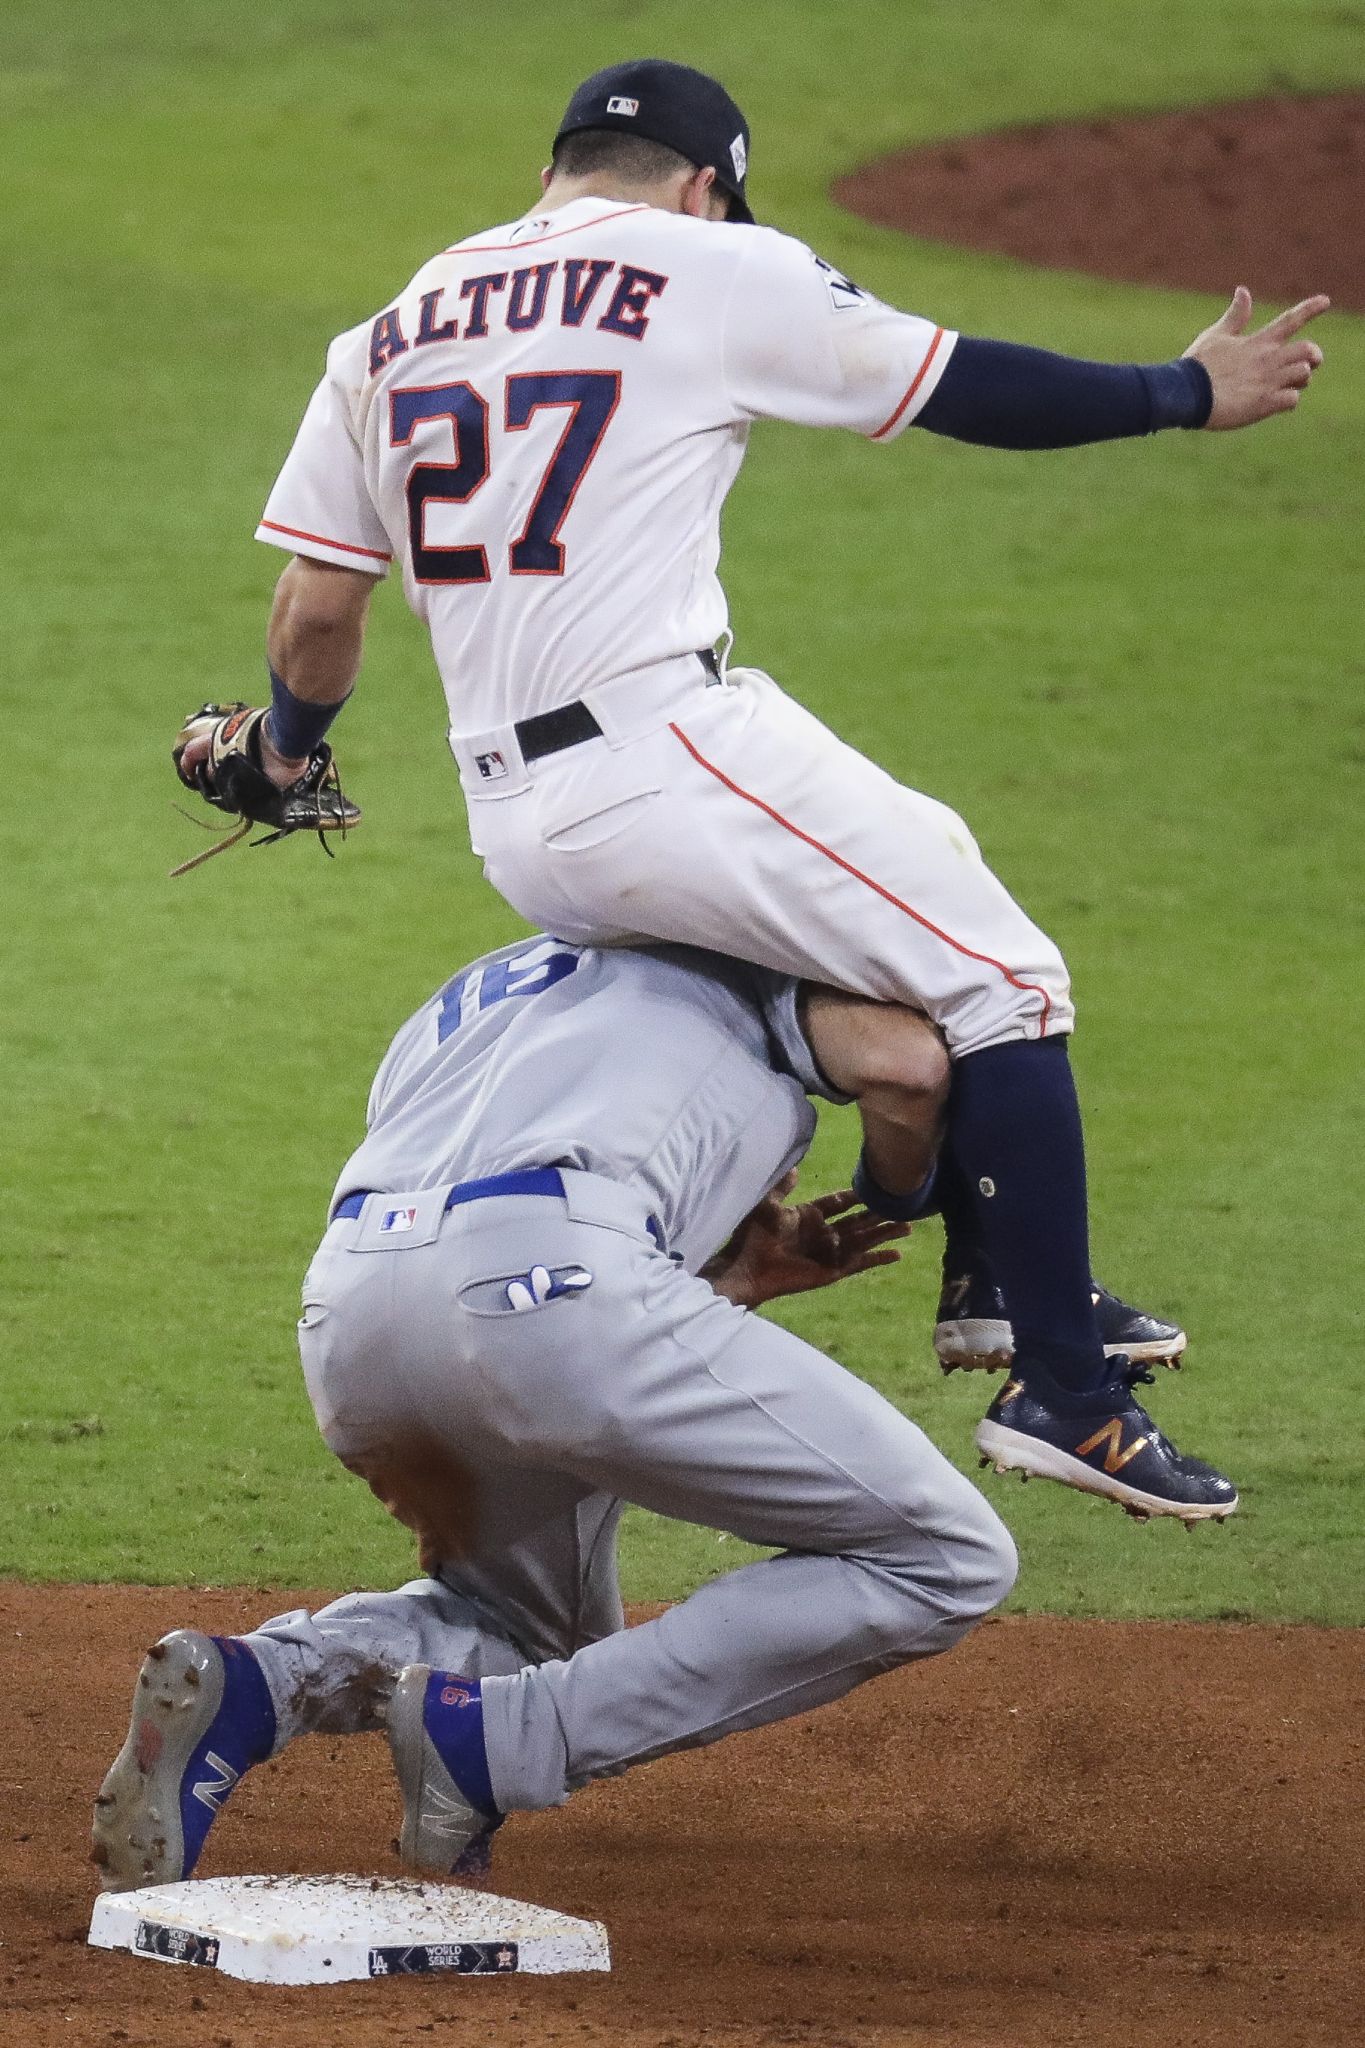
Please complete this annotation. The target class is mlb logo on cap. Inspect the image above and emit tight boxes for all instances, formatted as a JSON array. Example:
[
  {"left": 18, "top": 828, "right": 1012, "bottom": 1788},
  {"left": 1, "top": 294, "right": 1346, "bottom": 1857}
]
[
  {"left": 380, "top": 1207, "right": 418, "bottom": 1234},
  {"left": 555, "top": 58, "right": 755, "bottom": 224}
]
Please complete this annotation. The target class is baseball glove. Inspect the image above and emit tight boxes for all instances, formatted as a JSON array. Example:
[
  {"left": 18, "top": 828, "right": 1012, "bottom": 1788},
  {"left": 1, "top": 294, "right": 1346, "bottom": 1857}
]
[{"left": 170, "top": 702, "right": 359, "bottom": 877}]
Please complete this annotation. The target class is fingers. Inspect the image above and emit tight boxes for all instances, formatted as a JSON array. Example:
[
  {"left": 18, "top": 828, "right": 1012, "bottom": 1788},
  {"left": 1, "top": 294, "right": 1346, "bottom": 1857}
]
[
  {"left": 1217, "top": 284, "right": 1254, "bottom": 335},
  {"left": 1261, "top": 293, "right": 1331, "bottom": 341},
  {"left": 809, "top": 1189, "right": 858, "bottom": 1219},
  {"left": 847, "top": 1236, "right": 900, "bottom": 1269},
  {"left": 829, "top": 1218, "right": 911, "bottom": 1260},
  {"left": 852, "top": 1217, "right": 913, "bottom": 1246},
  {"left": 839, "top": 1248, "right": 904, "bottom": 1279}
]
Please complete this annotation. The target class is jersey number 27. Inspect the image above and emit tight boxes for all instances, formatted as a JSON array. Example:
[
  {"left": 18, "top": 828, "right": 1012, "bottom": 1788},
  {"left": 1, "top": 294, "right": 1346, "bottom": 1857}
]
[{"left": 391, "top": 371, "right": 621, "bottom": 584}]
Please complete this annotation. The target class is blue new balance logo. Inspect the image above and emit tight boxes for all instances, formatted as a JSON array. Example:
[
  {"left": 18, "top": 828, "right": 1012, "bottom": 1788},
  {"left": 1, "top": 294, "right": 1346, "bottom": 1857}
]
[{"left": 191, "top": 1751, "right": 240, "bottom": 1813}]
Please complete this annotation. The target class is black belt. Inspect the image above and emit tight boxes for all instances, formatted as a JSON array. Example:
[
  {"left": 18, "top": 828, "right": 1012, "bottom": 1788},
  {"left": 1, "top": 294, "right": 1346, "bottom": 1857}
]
[{"left": 514, "top": 650, "right": 720, "bottom": 765}]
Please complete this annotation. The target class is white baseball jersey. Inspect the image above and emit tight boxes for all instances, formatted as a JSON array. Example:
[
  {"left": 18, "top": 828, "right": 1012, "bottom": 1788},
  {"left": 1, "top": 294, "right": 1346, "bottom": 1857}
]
[
  {"left": 257, "top": 198, "right": 955, "bottom": 730},
  {"left": 331, "top": 934, "right": 847, "bottom": 1274}
]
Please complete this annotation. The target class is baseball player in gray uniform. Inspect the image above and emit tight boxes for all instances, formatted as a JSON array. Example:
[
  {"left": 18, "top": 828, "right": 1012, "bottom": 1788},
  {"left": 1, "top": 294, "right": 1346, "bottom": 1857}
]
[{"left": 94, "top": 934, "right": 1023, "bottom": 1890}]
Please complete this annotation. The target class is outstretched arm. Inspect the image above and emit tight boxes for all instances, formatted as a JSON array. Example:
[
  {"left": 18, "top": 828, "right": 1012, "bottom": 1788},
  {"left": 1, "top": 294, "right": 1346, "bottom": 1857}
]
[{"left": 914, "top": 289, "right": 1328, "bottom": 451}]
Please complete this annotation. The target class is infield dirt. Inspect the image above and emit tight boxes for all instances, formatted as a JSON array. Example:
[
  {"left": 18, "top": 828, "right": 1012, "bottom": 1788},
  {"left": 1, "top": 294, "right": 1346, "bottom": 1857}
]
[
  {"left": 834, "top": 90, "right": 1365, "bottom": 312},
  {"left": 2, "top": 1584, "right": 1360, "bottom": 2048}
]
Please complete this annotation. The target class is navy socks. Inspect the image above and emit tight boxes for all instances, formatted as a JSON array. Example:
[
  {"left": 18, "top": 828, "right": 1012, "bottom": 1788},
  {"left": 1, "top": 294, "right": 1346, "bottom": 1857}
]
[
  {"left": 934, "top": 1146, "right": 988, "bottom": 1290},
  {"left": 943, "top": 1036, "right": 1107, "bottom": 1393}
]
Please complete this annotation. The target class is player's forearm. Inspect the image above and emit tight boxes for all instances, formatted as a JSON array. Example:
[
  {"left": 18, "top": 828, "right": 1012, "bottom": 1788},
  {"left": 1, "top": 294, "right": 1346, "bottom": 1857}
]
[
  {"left": 263, "top": 557, "right": 375, "bottom": 765},
  {"left": 857, "top": 1085, "right": 942, "bottom": 1200},
  {"left": 914, "top": 335, "right": 1212, "bottom": 450},
  {"left": 266, "top": 558, "right": 373, "bottom": 704}
]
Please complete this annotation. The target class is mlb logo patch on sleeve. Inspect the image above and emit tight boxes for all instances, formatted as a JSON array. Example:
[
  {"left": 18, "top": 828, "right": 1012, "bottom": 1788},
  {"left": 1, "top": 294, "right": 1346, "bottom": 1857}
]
[{"left": 380, "top": 1207, "right": 418, "bottom": 1235}]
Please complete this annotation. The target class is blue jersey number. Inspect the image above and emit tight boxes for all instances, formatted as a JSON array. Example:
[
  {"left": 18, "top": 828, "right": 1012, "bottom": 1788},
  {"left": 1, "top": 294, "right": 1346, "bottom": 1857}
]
[
  {"left": 391, "top": 371, "right": 621, "bottom": 585},
  {"left": 436, "top": 945, "right": 579, "bottom": 1043}
]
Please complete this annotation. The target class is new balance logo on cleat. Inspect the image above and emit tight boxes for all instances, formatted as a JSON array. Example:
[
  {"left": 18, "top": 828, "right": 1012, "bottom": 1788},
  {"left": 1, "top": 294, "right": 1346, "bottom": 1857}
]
[
  {"left": 1074, "top": 1416, "right": 1150, "bottom": 1475},
  {"left": 190, "top": 1751, "right": 240, "bottom": 1813},
  {"left": 973, "top": 1362, "right": 1238, "bottom": 1524}
]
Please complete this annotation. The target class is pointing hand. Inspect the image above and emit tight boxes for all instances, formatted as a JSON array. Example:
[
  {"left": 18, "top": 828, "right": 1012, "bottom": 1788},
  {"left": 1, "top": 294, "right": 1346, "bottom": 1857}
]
[{"left": 1184, "top": 286, "right": 1329, "bottom": 430}]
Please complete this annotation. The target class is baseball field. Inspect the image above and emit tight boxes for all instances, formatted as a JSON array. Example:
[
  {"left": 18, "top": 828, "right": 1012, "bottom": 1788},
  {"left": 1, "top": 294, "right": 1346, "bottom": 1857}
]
[{"left": 2, "top": 1, "right": 1361, "bottom": 2042}]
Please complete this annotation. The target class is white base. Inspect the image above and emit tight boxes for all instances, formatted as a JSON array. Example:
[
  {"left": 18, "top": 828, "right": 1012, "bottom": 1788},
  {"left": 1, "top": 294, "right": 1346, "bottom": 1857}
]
[{"left": 89, "top": 1874, "right": 610, "bottom": 1983}]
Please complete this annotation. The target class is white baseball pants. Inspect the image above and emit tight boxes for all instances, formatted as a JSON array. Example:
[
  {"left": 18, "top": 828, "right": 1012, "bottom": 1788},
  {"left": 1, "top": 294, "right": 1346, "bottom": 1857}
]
[{"left": 455, "top": 665, "right": 1073, "bottom": 1058}]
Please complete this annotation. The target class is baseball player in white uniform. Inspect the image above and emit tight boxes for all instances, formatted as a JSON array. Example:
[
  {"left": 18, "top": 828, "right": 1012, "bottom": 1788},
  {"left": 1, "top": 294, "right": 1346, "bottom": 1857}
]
[
  {"left": 95, "top": 935, "right": 1024, "bottom": 1890},
  {"left": 190, "top": 59, "right": 1327, "bottom": 1515}
]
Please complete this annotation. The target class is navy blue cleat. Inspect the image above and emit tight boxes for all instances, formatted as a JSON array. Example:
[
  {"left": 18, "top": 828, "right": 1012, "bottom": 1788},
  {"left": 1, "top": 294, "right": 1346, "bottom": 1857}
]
[
  {"left": 936, "top": 1273, "right": 1186, "bottom": 1374},
  {"left": 1091, "top": 1283, "right": 1187, "bottom": 1369},
  {"left": 974, "top": 1362, "right": 1238, "bottom": 1524},
  {"left": 91, "top": 1631, "right": 276, "bottom": 1892},
  {"left": 386, "top": 1667, "right": 502, "bottom": 1878},
  {"left": 934, "top": 1267, "right": 1013, "bottom": 1374}
]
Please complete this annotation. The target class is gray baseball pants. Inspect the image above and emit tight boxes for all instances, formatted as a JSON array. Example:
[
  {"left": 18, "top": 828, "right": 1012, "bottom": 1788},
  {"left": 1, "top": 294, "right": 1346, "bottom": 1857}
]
[{"left": 245, "top": 1171, "right": 1016, "bottom": 1813}]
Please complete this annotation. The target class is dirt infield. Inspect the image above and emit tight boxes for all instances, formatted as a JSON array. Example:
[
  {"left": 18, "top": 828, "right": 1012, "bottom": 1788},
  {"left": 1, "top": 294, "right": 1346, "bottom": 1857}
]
[
  {"left": 2, "top": 1584, "right": 1361, "bottom": 2048},
  {"left": 834, "top": 91, "right": 1365, "bottom": 311}
]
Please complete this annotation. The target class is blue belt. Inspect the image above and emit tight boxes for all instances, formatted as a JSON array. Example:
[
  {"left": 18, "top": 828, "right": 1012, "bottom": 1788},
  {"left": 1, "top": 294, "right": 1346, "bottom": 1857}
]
[{"left": 332, "top": 1166, "right": 566, "bottom": 1224}]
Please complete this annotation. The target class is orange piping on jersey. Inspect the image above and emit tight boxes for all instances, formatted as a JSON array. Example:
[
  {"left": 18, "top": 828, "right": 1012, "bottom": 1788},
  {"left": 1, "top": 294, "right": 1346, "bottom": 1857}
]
[
  {"left": 442, "top": 206, "right": 651, "bottom": 258},
  {"left": 667, "top": 720, "right": 1053, "bottom": 1036},
  {"left": 258, "top": 518, "right": 392, "bottom": 563},
  {"left": 870, "top": 326, "right": 947, "bottom": 442}
]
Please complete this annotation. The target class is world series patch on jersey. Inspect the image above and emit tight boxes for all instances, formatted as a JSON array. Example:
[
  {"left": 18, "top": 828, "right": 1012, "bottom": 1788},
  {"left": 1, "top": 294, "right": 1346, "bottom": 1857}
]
[{"left": 256, "top": 202, "right": 955, "bottom": 732}]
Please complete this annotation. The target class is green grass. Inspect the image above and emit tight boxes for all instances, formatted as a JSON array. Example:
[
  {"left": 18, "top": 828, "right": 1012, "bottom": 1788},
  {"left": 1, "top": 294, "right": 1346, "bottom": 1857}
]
[{"left": 2, "top": 0, "right": 1361, "bottom": 1621}]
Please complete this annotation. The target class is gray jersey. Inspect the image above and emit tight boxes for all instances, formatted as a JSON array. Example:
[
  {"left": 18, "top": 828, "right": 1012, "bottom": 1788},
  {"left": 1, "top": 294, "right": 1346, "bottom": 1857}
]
[{"left": 333, "top": 937, "right": 847, "bottom": 1272}]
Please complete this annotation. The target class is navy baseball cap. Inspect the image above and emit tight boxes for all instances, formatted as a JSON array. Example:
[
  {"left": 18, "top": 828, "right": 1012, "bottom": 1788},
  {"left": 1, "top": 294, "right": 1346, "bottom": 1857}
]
[{"left": 554, "top": 58, "right": 754, "bottom": 223}]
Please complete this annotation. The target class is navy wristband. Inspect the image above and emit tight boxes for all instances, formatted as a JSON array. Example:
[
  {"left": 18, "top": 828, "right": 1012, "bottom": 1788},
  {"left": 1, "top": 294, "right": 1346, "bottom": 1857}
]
[
  {"left": 1139, "top": 356, "right": 1213, "bottom": 430},
  {"left": 263, "top": 666, "right": 348, "bottom": 761},
  {"left": 852, "top": 1154, "right": 941, "bottom": 1223}
]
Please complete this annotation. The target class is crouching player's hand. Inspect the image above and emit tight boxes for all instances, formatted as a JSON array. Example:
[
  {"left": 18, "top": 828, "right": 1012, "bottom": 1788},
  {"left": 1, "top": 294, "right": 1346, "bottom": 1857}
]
[{"left": 702, "top": 1171, "right": 911, "bottom": 1309}]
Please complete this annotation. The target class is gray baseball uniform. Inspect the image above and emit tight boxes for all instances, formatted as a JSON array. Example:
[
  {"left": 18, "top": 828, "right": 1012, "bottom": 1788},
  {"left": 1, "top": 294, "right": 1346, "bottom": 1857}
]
[{"left": 245, "top": 936, "right": 1015, "bottom": 1815}]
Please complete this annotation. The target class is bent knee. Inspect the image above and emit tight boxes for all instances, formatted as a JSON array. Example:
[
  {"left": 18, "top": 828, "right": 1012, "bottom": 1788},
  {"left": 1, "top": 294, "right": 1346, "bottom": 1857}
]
[{"left": 958, "top": 1509, "right": 1018, "bottom": 1617}]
